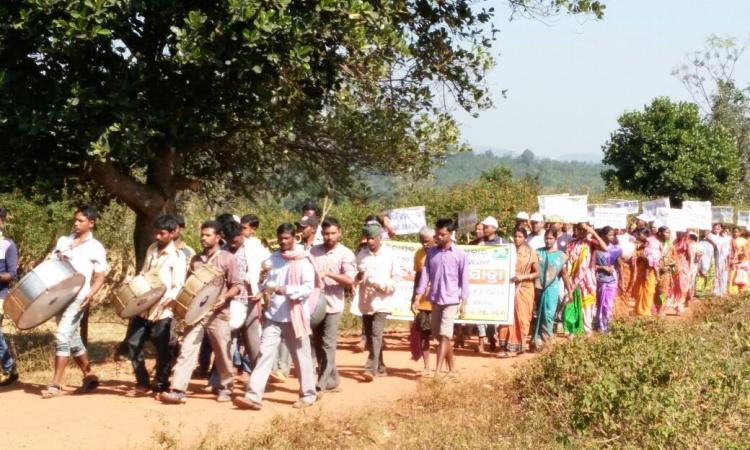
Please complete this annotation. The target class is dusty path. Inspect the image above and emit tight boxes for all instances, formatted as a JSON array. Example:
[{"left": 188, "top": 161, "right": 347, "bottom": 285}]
[{"left": 0, "top": 332, "right": 533, "bottom": 450}]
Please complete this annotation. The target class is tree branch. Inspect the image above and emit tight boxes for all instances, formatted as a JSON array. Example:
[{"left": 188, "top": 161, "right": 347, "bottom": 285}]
[{"left": 81, "top": 160, "right": 163, "bottom": 215}]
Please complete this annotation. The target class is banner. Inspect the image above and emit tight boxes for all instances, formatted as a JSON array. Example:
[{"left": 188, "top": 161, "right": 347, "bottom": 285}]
[
  {"left": 606, "top": 199, "right": 639, "bottom": 214},
  {"left": 593, "top": 207, "right": 628, "bottom": 229},
  {"left": 711, "top": 206, "right": 734, "bottom": 224},
  {"left": 350, "top": 241, "right": 517, "bottom": 325},
  {"left": 682, "top": 201, "right": 712, "bottom": 230},
  {"left": 738, "top": 211, "right": 750, "bottom": 227},
  {"left": 384, "top": 206, "right": 426, "bottom": 235},
  {"left": 587, "top": 204, "right": 607, "bottom": 224},
  {"left": 656, "top": 207, "right": 687, "bottom": 232},
  {"left": 457, "top": 209, "right": 478, "bottom": 234},
  {"left": 642, "top": 198, "right": 670, "bottom": 220},
  {"left": 538, "top": 193, "right": 570, "bottom": 217}
]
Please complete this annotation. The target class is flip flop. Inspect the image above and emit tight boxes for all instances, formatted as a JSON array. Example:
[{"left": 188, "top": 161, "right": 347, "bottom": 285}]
[
  {"left": 41, "top": 384, "right": 66, "bottom": 399},
  {"left": 496, "top": 352, "right": 517, "bottom": 359},
  {"left": 76, "top": 374, "right": 100, "bottom": 394}
]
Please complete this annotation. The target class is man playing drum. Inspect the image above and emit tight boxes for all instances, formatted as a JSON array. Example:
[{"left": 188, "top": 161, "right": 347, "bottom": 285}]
[
  {"left": 159, "top": 220, "right": 240, "bottom": 404},
  {"left": 234, "top": 223, "right": 318, "bottom": 410},
  {"left": 125, "top": 215, "right": 186, "bottom": 396},
  {"left": 0, "top": 206, "right": 19, "bottom": 386},
  {"left": 42, "top": 205, "right": 108, "bottom": 398}
]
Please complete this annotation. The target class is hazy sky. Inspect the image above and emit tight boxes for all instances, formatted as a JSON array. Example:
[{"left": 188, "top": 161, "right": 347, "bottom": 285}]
[{"left": 455, "top": 0, "right": 750, "bottom": 162}]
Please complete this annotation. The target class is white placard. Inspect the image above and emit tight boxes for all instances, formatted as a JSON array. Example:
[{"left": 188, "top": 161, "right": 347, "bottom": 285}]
[
  {"left": 594, "top": 207, "right": 628, "bottom": 229},
  {"left": 642, "top": 198, "right": 671, "bottom": 220},
  {"left": 538, "top": 193, "right": 570, "bottom": 217},
  {"left": 738, "top": 211, "right": 750, "bottom": 227},
  {"left": 457, "top": 209, "right": 478, "bottom": 233},
  {"left": 383, "top": 206, "right": 427, "bottom": 235},
  {"left": 682, "top": 201, "right": 712, "bottom": 230},
  {"left": 607, "top": 199, "right": 639, "bottom": 214},
  {"left": 563, "top": 195, "right": 589, "bottom": 223},
  {"left": 656, "top": 207, "right": 687, "bottom": 232},
  {"left": 711, "top": 206, "right": 734, "bottom": 224}
]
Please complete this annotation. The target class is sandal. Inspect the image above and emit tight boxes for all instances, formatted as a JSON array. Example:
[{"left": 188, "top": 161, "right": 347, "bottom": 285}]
[
  {"left": 496, "top": 351, "right": 517, "bottom": 359},
  {"left": 77, "top": 374, "right": 100, "bottom": 394},
  {"left": 41, "top": 384, "right": 66, "bottom": 399}
]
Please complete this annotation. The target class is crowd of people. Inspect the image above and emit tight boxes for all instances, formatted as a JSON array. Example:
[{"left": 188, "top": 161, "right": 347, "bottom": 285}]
[{"left": 0, "top": 202, "right": 743, "bottom": 411}]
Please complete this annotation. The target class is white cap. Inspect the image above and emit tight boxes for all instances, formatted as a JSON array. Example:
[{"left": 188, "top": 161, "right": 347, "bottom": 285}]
[
  {"left": 481, "top": 216, "right": 499, "bottom": 228},
  {"left": 530, "top": 212, "right": 544, "bottom": 222},
  {"left": 516, "top": 211, "right": 529, "bottom": 220}
]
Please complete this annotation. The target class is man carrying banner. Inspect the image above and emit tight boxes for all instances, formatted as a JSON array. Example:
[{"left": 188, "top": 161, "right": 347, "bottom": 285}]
[{"left": 414, "top": 218, "right": 468, "bottom": 379}]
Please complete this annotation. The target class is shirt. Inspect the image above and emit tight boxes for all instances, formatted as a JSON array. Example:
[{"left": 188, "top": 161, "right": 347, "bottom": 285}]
[
  {"left": 53, "top": 233, "right": 108, "bottom": 301},
  {"left": 415, "top": 243, "right": 469, "bottom": 306},
  {"left": 175, "top": 241, "right": 196, "bottom": 264},
  {"left": 527, "top": 231, "right": 545, "bottom": 252},
  {"left": 310, "top": 243, "right": 356, "bottom": 314},
  {"left": 0, "top": 237, "right": 18, "bottom": 301},
  {"left": 595, "top": 244, "right": 623, "bottom": 284},
  {"left": 189, "top": 248, "right": 241, "bottom": 321},
  {"left": 141, "top": 241, "right": 186, "bottom": 321},
  {"left": 556, "top": 234, "right": 572, "bottom": 253},
  {"left": 356, "top": 245, "right": 400, "bottom": 315},
  {"left": 483, "top": 235, "right": 505, "bottom": 246},
  {"left": 263, "top": 251, "right": 315, "bottom": 322},
  {"left": 242, "top": 236, "right": 270, "bottom": 297}
]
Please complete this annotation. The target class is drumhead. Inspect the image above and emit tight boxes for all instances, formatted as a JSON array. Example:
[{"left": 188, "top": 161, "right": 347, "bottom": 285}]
[
  {"left": 15, "top": 273, "right": 85, "bottom": 329},
  {"left": 119, "top": 286, "right": 167, "bottom": 318},
  {"left": 309, "top": 294, "right": 327, "bottom": 328},
  {"left": 184, "top": 283, "right": 223, "bottom": 326}
]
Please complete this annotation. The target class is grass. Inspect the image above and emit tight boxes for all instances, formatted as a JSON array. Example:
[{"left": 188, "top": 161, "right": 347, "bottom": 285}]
[{"left": 191, "top": 295, "right": 750, "bottom": 450}]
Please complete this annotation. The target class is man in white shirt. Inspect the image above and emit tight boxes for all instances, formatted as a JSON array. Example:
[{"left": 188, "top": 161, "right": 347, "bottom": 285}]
[
  {"left": 234, "top": 223, "right": 317, "bottom": 410},
  {"left": 42, "top": 205, "right": 108, "bottom": 398},
  {"left": 355, "top": 223, "right": 399, "bottom": 381},
  {"left": 526, "top": 212, "right": 546, "bottom": 251},
  {"left": 125, "top": 215, "right": 186, "bottom": 396}
]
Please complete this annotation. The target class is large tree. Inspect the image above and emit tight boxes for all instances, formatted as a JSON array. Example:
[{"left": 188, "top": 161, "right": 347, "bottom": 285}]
[
  {"left": 602, "top": 97, "right": 739, "bottom": 203},
  {"left": 0, "top": 0, "right": 604, "bottom": 263}
]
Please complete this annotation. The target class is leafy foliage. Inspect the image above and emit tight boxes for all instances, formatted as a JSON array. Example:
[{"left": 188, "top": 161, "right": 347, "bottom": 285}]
[{"left": 602, "top": 97, "right": 739, "bottom": 202}]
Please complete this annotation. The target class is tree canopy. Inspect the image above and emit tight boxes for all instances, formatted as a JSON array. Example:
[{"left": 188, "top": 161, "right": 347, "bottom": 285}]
[
  {"left": 602, "top": 97, "right": 739, "bottom": 203},
  {"left": 0, "top": 0, "right": 605, "bottom": 259}
]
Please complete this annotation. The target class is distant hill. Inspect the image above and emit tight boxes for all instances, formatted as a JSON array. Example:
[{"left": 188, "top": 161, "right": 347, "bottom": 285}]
[{"left": 367, "top": 149, "right": 606, "bottom": 196}]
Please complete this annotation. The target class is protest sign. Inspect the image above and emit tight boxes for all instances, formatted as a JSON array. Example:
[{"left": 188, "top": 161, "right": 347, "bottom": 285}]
[
  {"left": 593, "top": 207, "right": 628, "bottom": 229},
  {"left": 682, "top": 201, "right": 712, "bottom": 230},
  {"left": 350, "top": 241, "right": 516, "bottom": 325},
  {"left": 656, "top": 207, "right": 687, "bottom": 232},
  {"left": 457, "top": 209, "right": 478, "bottom": 234},
  {"left": 642, "top": 198, "right": 670, "bottom": 220},
  {"left": 711, "top": 206, "right": 734, "bottom": 224},
  {"left": 538, "top": 193, "right": 570, "bottom": 217},
  {"left": 606, "top": 199, "right": 639, "bottom": 214},
  {"left": 563, "top": 195, "right": 589, "bottom": 223},
  {"left": 587, "top": 204, "right": 607, "bottom": 224},
  {"left": 738, "top": 211, "right": 750, "bottom": 227},
  {"left": 383, "top": 206, "right": 426, "bottom": 235}
]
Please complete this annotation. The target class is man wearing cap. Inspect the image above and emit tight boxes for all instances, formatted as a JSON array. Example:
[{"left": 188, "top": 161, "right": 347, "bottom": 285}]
[
  {"left": 296, "top": 215, "right": 319, "bottom": 251},
  {"left": 527, "top": 213, "right": 546, "bottom": 251},
  {"left": 355, "top": 222, "right": 399, "bottom": 381},
  {"left": 515, "top": 212, "right": 530, "bottom": 232},
  {"left": 481, "top": 216, "right": 504, "bottom": 246}
]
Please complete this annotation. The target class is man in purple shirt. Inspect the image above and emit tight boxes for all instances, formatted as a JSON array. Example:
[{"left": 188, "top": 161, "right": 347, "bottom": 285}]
[{"left": 414, "top": 217, "right": 469, "bottom": 379}]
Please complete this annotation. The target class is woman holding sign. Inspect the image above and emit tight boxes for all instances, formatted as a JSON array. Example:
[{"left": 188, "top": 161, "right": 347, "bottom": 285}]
[
  {"left": 532, "top": 230, "right": 572, "bottom": 350},
  {"left": 498, "top": 228, "right": 539, "bottom": 357}
]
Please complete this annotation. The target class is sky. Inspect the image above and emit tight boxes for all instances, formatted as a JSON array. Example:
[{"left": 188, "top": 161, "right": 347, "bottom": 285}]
[{"left": 454, "top": 0, "right": 750, "bottom": 162}]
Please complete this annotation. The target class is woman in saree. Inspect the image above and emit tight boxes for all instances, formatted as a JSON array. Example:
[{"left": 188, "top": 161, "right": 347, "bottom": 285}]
[
  {"left": 498, "top": 227, "right": 539, "bottom": 358},
  {"left": 730, "top": 227, "right": 747, "bottom": 294},
  {"left": 532, "top": 229, "right": 572, "bottom": 350},
  {"left": 594, "top": 226, "right": 622, "bottom": 333},
  {"left": 707, "top": 223, "right": 732, "bottom": 297},
  {"left": 655, "top": 225, "right": 675, "bottom": 314},
  {"left": 566, "top": 222, "right": 607, "bottom": 337},
  {"left": 629, "top": 228, "right": 661, "bottom": 316},
  {"left": 665, "top": 231, "right": 693, "bottom": 315}
]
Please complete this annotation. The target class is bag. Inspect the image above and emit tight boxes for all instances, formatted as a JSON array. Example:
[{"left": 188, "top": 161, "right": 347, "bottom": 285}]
[
  {"left": 229, "top": 299, "right": 247, "bottom": 331},
  {"left": 409, "top": 321, "right": 422, "bottom": 361},
  {"left": 563, "top": 287, "right": 584, "bottom": 335}
]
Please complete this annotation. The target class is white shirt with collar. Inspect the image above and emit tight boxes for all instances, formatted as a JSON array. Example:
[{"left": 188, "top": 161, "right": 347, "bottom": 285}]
[
  {"left": 263, "top": 251, "right": 315, "bottom": 323},
  {"left": 53, "top": 232, "right": 108, "bottom": 301},
  {"left": 141, "top": 241, "right": 187, "bottom": 321},
  {"left": 355, "top": 245, "right": 400, "bottom": 315},
  {"left": 243, "top": 236, "right": 271, "bottom": 297}
]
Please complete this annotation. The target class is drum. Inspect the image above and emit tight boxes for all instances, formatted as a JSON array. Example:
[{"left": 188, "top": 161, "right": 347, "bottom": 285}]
[
  {"left": 174, "top": 265, "right": 224, "bottom": 326},
  {"left": 112, "top": 272, "right": 166, "bottom": 319},
  {"left": 309, "top": 292, "right": 327, "bottom": 328},
  {"left": 4, "top": 259, "right": 85, "bottom": 330}
]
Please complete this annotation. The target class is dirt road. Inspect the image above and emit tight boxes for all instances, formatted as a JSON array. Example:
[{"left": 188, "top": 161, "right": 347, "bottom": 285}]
[{"left": 1, "top": 333, "right": 531, "bottom": 450}]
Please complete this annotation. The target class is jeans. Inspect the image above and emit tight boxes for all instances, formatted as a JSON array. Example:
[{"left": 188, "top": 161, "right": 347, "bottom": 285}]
[
  {"left": 362, "top": 312, "right": 388, "bottom": 375},
  {"left": 55, "top": 297, "right": 86, "bottom": 357},
  {"left": 126, "top": 316, "right": 173, "bottom": 391},
  {"left": 0, "top": 314, "right": 16, "bottom": 373},
  {"left": 313, "top": 312, "right": 341, "bottom": 391},
  {"left": 245, "top": 320, "right": 317, "bottom": 404}
]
